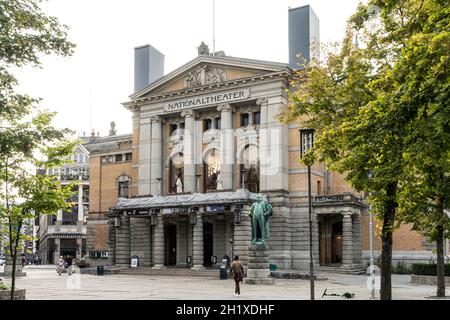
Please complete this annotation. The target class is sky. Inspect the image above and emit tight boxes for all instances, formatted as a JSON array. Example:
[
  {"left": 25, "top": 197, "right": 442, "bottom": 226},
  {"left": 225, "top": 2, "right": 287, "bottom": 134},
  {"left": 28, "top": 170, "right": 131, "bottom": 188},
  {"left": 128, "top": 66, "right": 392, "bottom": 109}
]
[{"left": 15, "top": 0, "right": 362, "bottom": 137}]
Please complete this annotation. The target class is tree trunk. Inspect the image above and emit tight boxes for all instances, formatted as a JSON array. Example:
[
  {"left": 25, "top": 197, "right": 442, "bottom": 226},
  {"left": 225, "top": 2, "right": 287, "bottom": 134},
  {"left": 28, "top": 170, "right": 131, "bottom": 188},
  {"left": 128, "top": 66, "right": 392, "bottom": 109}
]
[
  {"left": 380, "top": 182, "right": 397, "bottom": 300},
  {"left": 10, "top": 248, "right": 16, "bottom": 301},
  {"left": 10, "top": 220, "right": 22, "bottom": 301},
  {"left": 436, "top": 196, "right": 445, "bottom": 297}
]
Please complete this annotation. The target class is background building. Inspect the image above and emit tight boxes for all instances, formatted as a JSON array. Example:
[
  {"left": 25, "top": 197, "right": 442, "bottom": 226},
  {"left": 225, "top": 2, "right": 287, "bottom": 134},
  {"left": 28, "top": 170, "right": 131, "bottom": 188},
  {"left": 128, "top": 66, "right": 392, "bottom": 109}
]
[
  {"left": 36, "top": 144, "right": 89, "bottom": 264},
  {"left": 84, "top": 124, "right": 133, "bottom": 267}
]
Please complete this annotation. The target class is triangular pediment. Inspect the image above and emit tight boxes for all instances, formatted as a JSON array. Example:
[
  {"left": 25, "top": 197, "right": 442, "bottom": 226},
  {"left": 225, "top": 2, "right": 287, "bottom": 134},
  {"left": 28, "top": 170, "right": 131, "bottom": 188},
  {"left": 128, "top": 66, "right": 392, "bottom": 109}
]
[{"left": 131, "top": 55, "right": 289, "bottom": 99}]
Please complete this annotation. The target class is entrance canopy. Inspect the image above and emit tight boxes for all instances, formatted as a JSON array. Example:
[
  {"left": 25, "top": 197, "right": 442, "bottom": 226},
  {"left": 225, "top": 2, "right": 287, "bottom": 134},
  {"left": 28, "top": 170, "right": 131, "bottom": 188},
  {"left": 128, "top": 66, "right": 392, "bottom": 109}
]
[{"left": 114, "top": 188, "right": 258, "bottom": 211}]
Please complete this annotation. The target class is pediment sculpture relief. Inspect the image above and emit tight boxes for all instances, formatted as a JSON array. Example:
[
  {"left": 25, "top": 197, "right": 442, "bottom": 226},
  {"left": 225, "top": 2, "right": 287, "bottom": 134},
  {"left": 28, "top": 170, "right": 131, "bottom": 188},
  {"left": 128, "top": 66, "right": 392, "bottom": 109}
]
[{"left": 184, "top": 65, "right": 227, "bottom": 88}]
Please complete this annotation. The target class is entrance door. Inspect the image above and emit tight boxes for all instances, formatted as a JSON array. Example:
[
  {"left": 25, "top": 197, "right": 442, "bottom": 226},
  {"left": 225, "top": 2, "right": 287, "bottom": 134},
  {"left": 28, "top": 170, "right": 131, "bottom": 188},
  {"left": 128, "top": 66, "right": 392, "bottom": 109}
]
[
  {"left": 319, "top": 215, "right": 343, "bottom": 265},
  {"left": 331, "top": 222, "right": 342, "bottom": 264},
  {"left": 203, "top": 223, "right": 213, "bottom": 267},
  {"left": 167, "top": 225, "right": 177, "bottom": 266}
]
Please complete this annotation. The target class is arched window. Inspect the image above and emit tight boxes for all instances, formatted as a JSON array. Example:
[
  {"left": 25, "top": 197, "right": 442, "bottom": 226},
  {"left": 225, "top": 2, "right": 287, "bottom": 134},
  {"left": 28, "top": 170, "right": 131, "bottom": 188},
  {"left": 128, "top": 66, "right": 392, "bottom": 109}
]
[
  {"left": 240, "top": 145, "right": 259, "bottom": 193},
  {"left": 169, "top": 153, "right": 184, "bottom": 194},
  {"left": 204, "top": 148, "right": 220, "bottom": 192}
]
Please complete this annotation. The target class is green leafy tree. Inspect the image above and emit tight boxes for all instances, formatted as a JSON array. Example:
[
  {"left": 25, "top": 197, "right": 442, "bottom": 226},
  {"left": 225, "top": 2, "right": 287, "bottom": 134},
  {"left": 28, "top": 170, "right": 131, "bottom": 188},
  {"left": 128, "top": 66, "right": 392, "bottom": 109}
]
[
  {"left": 281, "top": 0, "right": 449, "bottom": 299},
  {"left": 0, "top": 0, "right": 75, "bottom": 299}
]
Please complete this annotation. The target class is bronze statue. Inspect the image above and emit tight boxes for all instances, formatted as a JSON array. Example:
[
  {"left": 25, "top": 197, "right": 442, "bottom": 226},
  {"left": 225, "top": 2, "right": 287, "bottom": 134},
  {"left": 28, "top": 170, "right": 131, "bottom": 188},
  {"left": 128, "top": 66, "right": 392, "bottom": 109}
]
[{"left": 249, "top": 194, "right": 273, "bottom": 244}]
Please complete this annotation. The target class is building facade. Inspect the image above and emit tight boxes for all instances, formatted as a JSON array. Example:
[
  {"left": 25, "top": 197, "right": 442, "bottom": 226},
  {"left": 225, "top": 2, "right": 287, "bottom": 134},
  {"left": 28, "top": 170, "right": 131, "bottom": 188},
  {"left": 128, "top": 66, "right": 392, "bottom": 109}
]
[
  {"left": 37, "top": 144, "right": 89, "bottom": 264},
  {"left": 84, "top": 128, "right": 133, "bottom": 267},
  {"left": 100, "top": 42, "right": 433, "bottom": 272}
]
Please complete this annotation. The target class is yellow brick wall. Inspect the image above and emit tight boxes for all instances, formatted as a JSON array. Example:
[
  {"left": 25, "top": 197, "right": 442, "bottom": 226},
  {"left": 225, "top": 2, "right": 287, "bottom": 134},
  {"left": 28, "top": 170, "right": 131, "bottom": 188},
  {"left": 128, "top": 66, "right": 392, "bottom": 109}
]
[
  {"left": 94, "top": 224, "right": 109, "bottom": 251},
  {"left": 360, "top": 214, "right": 426, "bottom": 251}
]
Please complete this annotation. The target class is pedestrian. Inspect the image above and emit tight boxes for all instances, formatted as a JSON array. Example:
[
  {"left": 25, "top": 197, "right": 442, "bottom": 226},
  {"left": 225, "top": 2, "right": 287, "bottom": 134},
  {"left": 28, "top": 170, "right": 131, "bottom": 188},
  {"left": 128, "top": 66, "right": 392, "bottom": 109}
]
[
  {"left": 56, "top": 256, "right": 65, "bottom": 275},
  {"left": 20, "top": 254, "right": 26, "bottom": 268},
  {"left": 230, "top": 255, "right": 244, "bottom": 297}
]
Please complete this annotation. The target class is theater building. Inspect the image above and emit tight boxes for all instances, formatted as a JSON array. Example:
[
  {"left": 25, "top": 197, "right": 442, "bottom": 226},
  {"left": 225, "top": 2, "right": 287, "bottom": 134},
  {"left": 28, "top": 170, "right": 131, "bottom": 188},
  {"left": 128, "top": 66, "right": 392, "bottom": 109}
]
[
  {"left": 106, "top": 40, "right": 379, "bottom": 272},
  {"left": 101, "top": 6, "right": 442, "bottom": 272}
]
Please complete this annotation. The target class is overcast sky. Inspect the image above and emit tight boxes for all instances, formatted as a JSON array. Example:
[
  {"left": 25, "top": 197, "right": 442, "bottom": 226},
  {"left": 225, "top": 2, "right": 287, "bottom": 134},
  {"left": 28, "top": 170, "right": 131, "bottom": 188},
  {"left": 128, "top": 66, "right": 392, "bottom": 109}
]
[{"left": 15, "top": 0, "right": 361, "bottom": 137}]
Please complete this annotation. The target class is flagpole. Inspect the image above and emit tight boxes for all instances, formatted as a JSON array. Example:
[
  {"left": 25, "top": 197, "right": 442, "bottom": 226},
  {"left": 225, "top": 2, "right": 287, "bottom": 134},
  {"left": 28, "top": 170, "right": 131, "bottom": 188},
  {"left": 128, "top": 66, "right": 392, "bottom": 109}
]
[{"left": 213, "top": 0, "right": 216, "bottom": 55}]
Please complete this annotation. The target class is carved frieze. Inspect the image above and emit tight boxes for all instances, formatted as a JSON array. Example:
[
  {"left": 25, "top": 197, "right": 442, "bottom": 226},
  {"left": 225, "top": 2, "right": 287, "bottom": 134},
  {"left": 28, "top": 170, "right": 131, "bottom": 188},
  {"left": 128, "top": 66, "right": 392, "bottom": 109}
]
[{"left": 184, "top": 65, "right": 227, "bottom": 88}]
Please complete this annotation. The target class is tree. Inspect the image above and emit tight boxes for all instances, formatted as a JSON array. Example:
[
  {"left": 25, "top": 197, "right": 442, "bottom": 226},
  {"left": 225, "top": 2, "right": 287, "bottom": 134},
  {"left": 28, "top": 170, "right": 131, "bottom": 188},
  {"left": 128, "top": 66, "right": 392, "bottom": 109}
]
[
  {"left": 0, "top": 0, "right": 75, "bottom": 299},
  {"left": 281, "top": 0, "right": 449, "bottom": 299}
]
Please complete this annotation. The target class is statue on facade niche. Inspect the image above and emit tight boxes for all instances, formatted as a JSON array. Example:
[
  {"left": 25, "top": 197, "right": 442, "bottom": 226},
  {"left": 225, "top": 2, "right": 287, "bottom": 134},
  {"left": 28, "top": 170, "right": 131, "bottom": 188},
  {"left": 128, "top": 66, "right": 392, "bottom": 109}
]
[
  {"left": 176, "top": 176, "right": 183, "bottom": 194},
  {"left": 216, "top": 173, "right": 223, "bottom": 191},
  {"left": 249, "top": 195, "right": 273, "bottom": 244}
]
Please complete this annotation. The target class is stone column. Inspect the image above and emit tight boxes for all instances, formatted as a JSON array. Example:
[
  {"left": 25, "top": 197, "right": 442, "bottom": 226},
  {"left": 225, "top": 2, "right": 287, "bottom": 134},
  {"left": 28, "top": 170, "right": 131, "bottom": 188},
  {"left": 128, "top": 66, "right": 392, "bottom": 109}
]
[
  {"left": 115, "top": 215, "right": 131, "bottom": 267},
  {"left": 352, "top": 213, "right": 362, "bottom": 265},
  {"left": 218, "top": 104, "right": 234, "bottom": 190},
  {"left": 76, "top": 238, "right": 83, "bottom": 259},
  {"left": 262, "top": 96, "right": 288, "bottom": 192},
  {"left": 225, "top": 218, "right": 232, "bottom": 259},
  {"left": 182, "top": 110, "right": 196, "bottom": 193},
  {"left": 233, "top": 205, "right": 252, "bottom": 266},
  {"left": 191, "top": 210, "right": 205, "bottom": 270},
  {"left": 257, "top": 98, "right": 268, "bottom": 192},
  {"left": 152, "top": 213, "right": 165, "bottom": 269},
  {"left": 54, "top": 238, "right": 61, "bottom": 262},
  {"left": 150, "top": 116, "right": 163, "bottom": 195},
  {"left": 138, "top": 116, "right": 152, "bottom": 195},
  {"left": 342, "top": 212, "right": 354, "bottom": 267},
  {"left": 77, "top": 180, "right": 84, "bottom": 223},
  {"left": 108, "top": 221, "right": 116, "bottom": 265}
]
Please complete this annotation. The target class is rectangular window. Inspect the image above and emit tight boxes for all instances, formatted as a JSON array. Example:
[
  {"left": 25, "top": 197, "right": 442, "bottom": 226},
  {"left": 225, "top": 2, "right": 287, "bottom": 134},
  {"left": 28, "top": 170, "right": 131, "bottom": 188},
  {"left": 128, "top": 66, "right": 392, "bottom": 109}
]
[
  {"left": 125, "top": 153, "right": 132, "bottom": 161},
  {"left": 253, "top": 112, "right": 261, "bottom": 125},
  {"left": 115, "top": 154, "right": 123, "bottom": 162},
  {"left": 216, "top": 117, "right": 221, "bottom": 130},
  {"left": 317, "top": 181, "right": 322, "bottom": 195},
  {"left": 204, "top": 119, "right": 212, "bottom": 131},
  {"left": 241, "top": 114, "right": 249, "bottom": 127},
  {"left": 170, "top": 124, "right": 177, "bottom": 135}
]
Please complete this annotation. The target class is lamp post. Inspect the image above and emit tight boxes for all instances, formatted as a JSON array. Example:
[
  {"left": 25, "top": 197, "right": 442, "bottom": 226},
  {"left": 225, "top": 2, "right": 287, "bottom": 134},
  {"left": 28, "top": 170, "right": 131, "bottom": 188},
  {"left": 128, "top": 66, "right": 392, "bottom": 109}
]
[
  {"left": 368, "top": 171, "right": 376, "bottom": 299},
  {"left": 300, "top": 128, "right": 315, "bottom": 300}
]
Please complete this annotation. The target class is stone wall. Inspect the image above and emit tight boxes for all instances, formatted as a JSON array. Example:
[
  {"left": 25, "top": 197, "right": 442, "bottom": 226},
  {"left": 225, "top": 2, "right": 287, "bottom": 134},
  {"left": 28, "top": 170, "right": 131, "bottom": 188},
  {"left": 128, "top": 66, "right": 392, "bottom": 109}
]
[{"left": 130, "top": 217, "right": 151, "bottom": 267}]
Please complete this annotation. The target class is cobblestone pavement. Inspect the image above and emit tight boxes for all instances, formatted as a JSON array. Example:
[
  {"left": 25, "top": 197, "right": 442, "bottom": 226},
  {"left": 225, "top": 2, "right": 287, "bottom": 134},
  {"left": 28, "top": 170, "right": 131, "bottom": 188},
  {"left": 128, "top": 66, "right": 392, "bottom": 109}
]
[{"left": 0, "top": 265, "right": 446, "bottom": 300}]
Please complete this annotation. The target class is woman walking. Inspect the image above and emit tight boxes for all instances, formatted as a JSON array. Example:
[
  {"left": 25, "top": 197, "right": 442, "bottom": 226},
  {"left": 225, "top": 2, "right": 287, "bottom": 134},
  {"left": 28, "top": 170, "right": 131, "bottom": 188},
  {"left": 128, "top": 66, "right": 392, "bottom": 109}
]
[{"left": 230, "top": 255, "right": 244, "bottom": 296}]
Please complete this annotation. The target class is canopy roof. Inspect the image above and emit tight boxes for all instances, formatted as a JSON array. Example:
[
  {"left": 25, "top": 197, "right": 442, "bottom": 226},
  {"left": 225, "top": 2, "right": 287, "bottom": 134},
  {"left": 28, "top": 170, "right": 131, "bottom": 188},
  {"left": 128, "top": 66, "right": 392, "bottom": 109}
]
[{"left": 115, "top": 189, "right": 258, "bottom": 210}]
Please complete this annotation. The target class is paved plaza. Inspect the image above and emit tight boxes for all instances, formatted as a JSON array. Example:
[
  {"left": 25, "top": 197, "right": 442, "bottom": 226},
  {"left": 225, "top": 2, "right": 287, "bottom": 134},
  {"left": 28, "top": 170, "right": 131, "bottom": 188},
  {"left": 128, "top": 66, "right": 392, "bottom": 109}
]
[{"left": 0, "top": 265, "right": 446, "bottom": 300}]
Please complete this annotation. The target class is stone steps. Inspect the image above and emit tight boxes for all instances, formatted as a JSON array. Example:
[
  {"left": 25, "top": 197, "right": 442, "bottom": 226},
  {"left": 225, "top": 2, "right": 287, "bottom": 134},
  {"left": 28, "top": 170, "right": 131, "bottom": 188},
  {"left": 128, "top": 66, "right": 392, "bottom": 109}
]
[
  {"left": 115, "top": 267, "right": 220, "bottom": 277},
  {"left": 316, "top": 265, "right": 366, "bottom": 275}
]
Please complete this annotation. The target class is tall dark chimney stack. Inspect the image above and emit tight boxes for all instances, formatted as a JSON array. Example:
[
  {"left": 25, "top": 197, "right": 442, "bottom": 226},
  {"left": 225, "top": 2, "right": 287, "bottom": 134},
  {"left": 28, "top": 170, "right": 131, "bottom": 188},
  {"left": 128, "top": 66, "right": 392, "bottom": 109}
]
[
  {"left": 134, "top": 44, "right": 165, "bottom": 93},
  {"left": 288, "top": 5, "right": 320, "bottom": 70}
]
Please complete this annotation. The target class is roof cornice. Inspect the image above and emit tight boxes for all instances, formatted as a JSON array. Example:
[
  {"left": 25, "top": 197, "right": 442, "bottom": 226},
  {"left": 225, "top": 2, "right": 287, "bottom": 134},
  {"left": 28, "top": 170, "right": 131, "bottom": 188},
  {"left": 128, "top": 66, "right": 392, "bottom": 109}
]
[
  {"left": 123, "top": 70, "right": 291, "bottom": 111},
  {"left": 130, "top": 54, "right": 291, "bottom": 100}
]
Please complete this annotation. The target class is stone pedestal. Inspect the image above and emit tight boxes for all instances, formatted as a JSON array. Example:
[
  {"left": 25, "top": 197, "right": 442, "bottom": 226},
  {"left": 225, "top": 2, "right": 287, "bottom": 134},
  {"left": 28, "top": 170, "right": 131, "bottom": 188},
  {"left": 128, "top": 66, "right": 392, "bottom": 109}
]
[
  {"left": 0, "top": 255, "right": 26, "bottom": 277},
  {"left": 244, "top": 244, "right": 274, "bottom": 285}
]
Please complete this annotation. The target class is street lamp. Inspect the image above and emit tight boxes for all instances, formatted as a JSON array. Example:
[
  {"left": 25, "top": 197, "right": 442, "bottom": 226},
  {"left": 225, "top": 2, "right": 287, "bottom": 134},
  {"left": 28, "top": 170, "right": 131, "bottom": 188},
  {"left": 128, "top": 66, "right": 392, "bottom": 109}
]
[
  {"left": 368, "top": 171, "right": 376, "bottom": 300},
  {"left": 300, "top": 128, "right": 315, "bottom": 300}
]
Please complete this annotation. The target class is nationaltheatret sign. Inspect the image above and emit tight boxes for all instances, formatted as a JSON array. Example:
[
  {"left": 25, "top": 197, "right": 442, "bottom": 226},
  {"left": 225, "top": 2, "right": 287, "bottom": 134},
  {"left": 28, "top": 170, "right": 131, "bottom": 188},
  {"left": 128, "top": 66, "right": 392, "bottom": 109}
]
[{"left": 163, "top": 88, "right": 250, "bottom": 112}]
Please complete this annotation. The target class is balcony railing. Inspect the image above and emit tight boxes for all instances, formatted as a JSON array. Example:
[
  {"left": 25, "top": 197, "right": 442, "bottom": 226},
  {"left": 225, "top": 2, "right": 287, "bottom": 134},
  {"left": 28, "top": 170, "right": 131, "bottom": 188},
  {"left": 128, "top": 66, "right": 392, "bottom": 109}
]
[{"left": 314, "top": 193, "right": 363, "bottom": 203}]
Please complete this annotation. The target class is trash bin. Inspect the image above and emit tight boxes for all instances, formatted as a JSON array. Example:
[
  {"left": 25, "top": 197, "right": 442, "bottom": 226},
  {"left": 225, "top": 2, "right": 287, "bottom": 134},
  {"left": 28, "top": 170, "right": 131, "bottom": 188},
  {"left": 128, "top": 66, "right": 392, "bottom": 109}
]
[
  {"left": 97, "top": 265, "right": 104, "bottom": 276},
  {"left": 220, "top": 258, "right": 228, "bottom": 280},
  {"left": 269, "top": 264, "right": 277, "bottom": 271}
]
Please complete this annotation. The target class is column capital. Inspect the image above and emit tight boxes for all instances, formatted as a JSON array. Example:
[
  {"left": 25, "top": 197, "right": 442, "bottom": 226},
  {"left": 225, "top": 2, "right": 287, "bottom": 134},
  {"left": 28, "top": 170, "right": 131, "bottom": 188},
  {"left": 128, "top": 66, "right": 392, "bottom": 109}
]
[
  {"left": 181, "top": 110, "right": 196, "bottom": 118},
  {"left": 217, "top": 103, "right": 234, "bottom": 113},
  {"left": 256, "top": 98, "right": 268, "bottom": 106},
  {"left": 342, "top": 211, "right": 353, "bottom": 218},
  {"left": 151, "top": 115, "right": 163, "bottom": 123}
]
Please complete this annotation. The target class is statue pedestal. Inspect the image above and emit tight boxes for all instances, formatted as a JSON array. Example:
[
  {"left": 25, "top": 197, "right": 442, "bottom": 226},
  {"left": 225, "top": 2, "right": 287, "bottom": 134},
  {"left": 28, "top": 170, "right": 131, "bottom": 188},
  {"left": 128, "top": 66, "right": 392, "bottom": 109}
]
[
  {"left": 244, "top": 244, "right": 274, "bottom": 285},
  {"left": 0, "top": 255, "right": 26, "bottom": 277}
]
